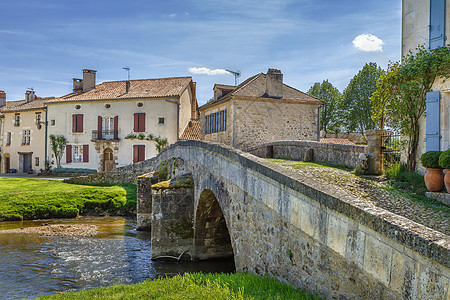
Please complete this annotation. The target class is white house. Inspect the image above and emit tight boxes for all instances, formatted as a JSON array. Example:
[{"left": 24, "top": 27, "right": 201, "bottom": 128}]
[{"left": 45, "top": 70, "right": 197, "bottom": 171}]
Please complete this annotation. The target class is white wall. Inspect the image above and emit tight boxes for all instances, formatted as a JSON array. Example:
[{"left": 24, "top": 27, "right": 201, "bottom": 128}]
[{"left": 47, "top": 98, "right": 179, "bottom": 171}]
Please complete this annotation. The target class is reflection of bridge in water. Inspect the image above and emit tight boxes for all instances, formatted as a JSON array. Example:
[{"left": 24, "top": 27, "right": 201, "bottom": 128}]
[{"left": 129, "top": 140, "right": 449, "bottom": 299}]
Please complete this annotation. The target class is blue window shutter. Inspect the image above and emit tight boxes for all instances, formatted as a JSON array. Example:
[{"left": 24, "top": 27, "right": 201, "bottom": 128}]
[
  {"left": 426, "top": 91, "right": 441, "bottom": 151},
  {"left": 216, "top": 112, "right": 219, "bottom": 132},
  {"left": 204, "top": 116, "right": 207, "bottom": 134},
  {"left": 218, "top": 111, "right": 222, "bottom": 132},
  {"left": 430, "top": 0, "right": 446, "bottom": 50},
  {"left": 223, "top": 109, "right": 227, "bottom": 131},
  {"left": 210, "top": 114, "right": 213, "bottom": 133}
]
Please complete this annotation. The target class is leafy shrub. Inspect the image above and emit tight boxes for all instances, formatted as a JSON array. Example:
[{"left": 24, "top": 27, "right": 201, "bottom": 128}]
[
  {"left": 385, "top": 163, "right": 406, "bottom": 180},
  {"left": 439, "top": 149, "right": 450, "bottom": 169},
  {"left": 420, "top": 151, "right": 442, "bottom": 168}
]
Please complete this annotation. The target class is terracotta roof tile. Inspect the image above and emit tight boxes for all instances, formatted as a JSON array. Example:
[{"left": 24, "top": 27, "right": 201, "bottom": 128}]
[
  {"left": 47, "top": 77, "right": 193, "bottom": 104},
  {"left": 199, "top": 72, "right": 322, "bottom": 110},
  {"left": 0, "top": 99, "right": 45, "bottom": 113},
  {"left": 180, "top": 120, "right": 202, "bottom": 140},
  {"left": 321, "top": 138, "right": 356, "bottom": 145}
]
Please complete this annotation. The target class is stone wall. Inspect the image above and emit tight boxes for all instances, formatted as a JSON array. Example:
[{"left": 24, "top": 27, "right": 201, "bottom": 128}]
[
  {"left": 248, "top": 140, "right": 367, "bottom": 169},
  {"left": 150, "top": 140, "right": 449, "bottom": 299},
  {"left": 136, "top": 174, "right": 159, "bottom": 230},
  {"left": 236, "top": 100, "right": 319, "bottom": 150},
  {"left": 151, "top": 186, "right": 195, "bottom": 259}
]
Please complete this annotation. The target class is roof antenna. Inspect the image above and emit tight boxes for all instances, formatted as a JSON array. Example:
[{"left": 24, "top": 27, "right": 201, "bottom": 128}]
[
  {"left": 123, "top": 66, "right": 130, "bottom": 81},
  {"left": 225, "top": 69, "right": 240, "bottom": 86}
]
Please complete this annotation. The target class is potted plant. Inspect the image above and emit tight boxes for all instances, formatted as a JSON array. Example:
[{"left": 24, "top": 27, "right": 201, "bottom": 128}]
[
  {"left": 439, "top": 149, "right": 450, "bottom": 193},
  {"left": 420, "top": 151, "right": 443, "bottom": 192}
]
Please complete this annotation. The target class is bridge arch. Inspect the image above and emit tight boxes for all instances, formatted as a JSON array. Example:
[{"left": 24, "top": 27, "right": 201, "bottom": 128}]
[{"left": 194, "top": 189, "right": 234, "bottom": 261}]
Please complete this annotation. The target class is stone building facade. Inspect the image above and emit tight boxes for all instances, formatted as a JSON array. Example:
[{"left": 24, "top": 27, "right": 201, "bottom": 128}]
[
  {"left": 198, "top": 69, "right": 322, "bottom": 150},
  {"left": 45, "top": 70, "right": 197, "bottom": 172},
  {"left": 0, "top": 90, "right": 47, "bottom": 174},
  {"left": 402, "top": 0, "right": 450, "bottom": 166}
]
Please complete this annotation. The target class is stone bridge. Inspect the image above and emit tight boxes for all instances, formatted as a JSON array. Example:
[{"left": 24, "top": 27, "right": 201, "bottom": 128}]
[{"left": 72, "top": 140, "right": 450, "bottom": 299}]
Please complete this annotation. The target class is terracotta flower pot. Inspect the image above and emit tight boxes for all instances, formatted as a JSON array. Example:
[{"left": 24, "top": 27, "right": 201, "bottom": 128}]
[
  {"left": 424, "top": 168, "right": 444, "bottom": 192},
  {"left": 444, "top": 169, "right": 450, "bottom": 193}
]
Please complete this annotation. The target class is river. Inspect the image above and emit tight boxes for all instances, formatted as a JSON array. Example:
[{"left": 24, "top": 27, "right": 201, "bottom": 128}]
[{"left": 0, "top": 217, "right": 235, "bottom": 300}]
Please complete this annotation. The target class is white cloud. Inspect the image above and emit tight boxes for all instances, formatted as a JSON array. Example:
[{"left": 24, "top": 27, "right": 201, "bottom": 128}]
[
  {"left": 169, "top": 13, "right": 177, "bottom": 18},
  {"left": 352, "top": 34, "right": 384, "bottom": 52},
  {"left": 189, "top": 67, "right": 229, "bottom": 75}
]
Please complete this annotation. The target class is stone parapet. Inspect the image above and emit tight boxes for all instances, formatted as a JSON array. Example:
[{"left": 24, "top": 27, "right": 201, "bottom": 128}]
[{"left": 248, "top": 140, "right": 367, "bottom": 168}]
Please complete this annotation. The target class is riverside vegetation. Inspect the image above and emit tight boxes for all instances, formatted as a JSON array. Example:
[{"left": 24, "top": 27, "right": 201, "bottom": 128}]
[
  {"left": 35, "top": 272, "right": 320, "bottom": 300},
  {"left": 0, "top": 177, "right": 136, "bottom": 220}
]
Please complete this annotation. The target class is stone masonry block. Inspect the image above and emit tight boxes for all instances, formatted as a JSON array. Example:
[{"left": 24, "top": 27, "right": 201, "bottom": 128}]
[{"left": 363, "top": 235, "right": 393, "bottom": 286}]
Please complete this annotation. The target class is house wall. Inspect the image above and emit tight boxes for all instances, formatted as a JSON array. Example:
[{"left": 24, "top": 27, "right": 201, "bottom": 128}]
[
  {"left": 402, "top": 0, "right": 450, "bottom": 168},
  {"left": 199, "top": 100, "right": 234, "bottom": 146},
  {"left": 1, "top": 109, "right": 46, "bottom": 173},
  {"left": 200, "top": 98, "right": 320, "bottom": 150},
  {"left": 235, "top": 99, "right": 319, "bottom": 150},
  {"left": 46, "top": 98, "right": 179, "bottom": 171},
  {"left": 179, "top": 86, "right": 194, "bottom": 136}
]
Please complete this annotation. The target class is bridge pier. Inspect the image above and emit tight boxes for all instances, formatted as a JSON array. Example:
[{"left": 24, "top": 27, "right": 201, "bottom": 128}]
[
  {"left": 150, "top": 177, "right": 195, "bottom": 260},
  {"left": 136, "top": 174, "right": 159, "bottom": 231}
]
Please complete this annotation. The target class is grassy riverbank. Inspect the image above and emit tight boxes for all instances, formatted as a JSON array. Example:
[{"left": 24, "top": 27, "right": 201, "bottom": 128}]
[
  {"left": 0, "top": 177, "right": 136, "bottom": 221},
  {"left": 35, "top": 272, "right": 320, "bottom": 300}
]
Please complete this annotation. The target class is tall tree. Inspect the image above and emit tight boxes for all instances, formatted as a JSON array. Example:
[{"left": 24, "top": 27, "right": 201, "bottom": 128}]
[
  {"left": 371, "top": 45, "right": 450, "bottom": 171},
  {"left": 307, "top": 80, "right": 342, "bottom": 134},
  {"left": 49, "top": 134, "right": 67, "bottom": 168},
  {"left": 342, "top": 62, "right": 384, "bottom": 134}
]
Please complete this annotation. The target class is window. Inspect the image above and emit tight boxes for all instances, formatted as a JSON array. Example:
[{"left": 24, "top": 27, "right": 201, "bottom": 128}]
[
  {"left": 14, "top": 114, "right": 20, "bottom": 126},
  {"left": 6, "top": 132, "right": 11, "bottom": 146},
  {"left": 35, "top": 157, "right": 39, "bottom": 167},
  {"left": 104, "top": 117, "right": 115, "bottom": 139},
  {"left": 158, "top": 117, "right": 165, "bottom": 125},
  {"left": 71, "top": 144, "right": 89, "bottom": 163},
  {"left": 35, "top": 113, "right": 42, "bottom": 125},
  {"left": 134, "top": 112, "right": 146, "bottom": 132},
  {"left": 204, "top": 109, "right": 227, "bottom": 134},
  {"left": 133, "top": 145, "right": 145, "bottom": 163},
  {"left": 22, "top": 130, "right": 31, "bottom": 145},
  {"left": 73, "top": 145, "right": 83, "bottom": 162},
  {"left": 137, "top": 102, "right": 144, "bottom": 107},
  {"left": 105, "top": 104, "right": 111, "bottom": 109},
  {"left": 75, "top": 105, "right": 81, "bottom": 110},
  {"left": 72, "top": 114, "right": 84, "bottom": 133},
  {"left": 51, "top": 119, "right": 56, "bottom": 126}
]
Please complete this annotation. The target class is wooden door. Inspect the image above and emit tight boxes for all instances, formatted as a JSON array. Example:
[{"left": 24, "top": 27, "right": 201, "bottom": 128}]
[{"left": 103, "top": 148, "right": 114, "bottom": 171}]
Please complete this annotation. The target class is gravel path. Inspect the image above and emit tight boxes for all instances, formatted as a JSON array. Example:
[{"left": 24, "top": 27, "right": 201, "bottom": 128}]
[{"left": 270, "top": 159, "right": 450, "bottom": 235}]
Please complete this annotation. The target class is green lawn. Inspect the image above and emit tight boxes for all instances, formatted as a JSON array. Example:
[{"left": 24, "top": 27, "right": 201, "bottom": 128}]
[
  {"left": 0, "top": 177, "right": 136, "bottom": 221},
  {"left": 35, "top": 272, "right": 320, "bottom": 300}
]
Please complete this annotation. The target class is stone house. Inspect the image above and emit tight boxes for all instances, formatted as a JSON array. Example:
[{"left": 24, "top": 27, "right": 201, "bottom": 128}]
[
  {"left": 45, "top": 70, "right": 197, "bottom": 172},
  {"left": 402, "top": 0, "right": 450, "bottom": 164},
  {"left": 0, "top": 90, "right": 47, "bottom": 174},
  {"left": 197, "top": 68, "right": 322, "bottom": 150}
]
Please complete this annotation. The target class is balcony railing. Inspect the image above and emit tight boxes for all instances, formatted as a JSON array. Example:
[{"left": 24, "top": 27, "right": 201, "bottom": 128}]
[{"left": 92, "top": 130, "right": 119, "bottom": 141}]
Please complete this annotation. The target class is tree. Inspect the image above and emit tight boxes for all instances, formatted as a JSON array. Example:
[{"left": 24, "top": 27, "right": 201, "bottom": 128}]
[
  {"left": 307, "top": 80, "right": 342, "bottom": 134},
  {"left": 371, "top": 45, "right": 450, "bottom": 171},
  {"left": 342, "top": 62, "right": 384, "bottom": 134},
  {"left": 49, "top": 134, "right": 67, "bottom": 168}
]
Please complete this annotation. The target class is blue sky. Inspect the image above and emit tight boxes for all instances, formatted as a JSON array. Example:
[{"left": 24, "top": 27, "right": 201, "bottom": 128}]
[{"left": 0, "top": 0, "right": 401, "bottom": 105}]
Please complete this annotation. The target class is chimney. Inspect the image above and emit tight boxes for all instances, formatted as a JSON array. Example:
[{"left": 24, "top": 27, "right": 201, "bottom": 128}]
[
  {"left": 73, "top": 78, "right": 83, "bottom": 92},
  {"left": 0, "top": 90, "right": 5, "bottom": 107},
  {"left": 125, "top": 80, "right": 130, "bottom": 93},
  {"left": 82, "top": 69, "right": 97, "bottom": 91},
  {"left": 25, "top": 89, "right": 36, "bottom": 103},
  {"left": 266, "top": 68, "right": 283, "bottom": 98}
]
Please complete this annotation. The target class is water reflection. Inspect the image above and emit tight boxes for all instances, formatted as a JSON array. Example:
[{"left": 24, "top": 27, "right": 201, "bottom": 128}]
[{"left": 0, "top": 217, "right": 234, "bottom": 300}]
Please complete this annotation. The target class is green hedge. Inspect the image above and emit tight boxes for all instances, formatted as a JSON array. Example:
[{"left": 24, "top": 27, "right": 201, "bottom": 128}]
[{"left": 52, "top": 168, "right": 97, "bottom": 174}]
